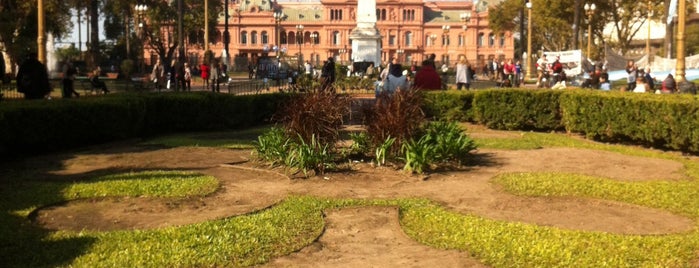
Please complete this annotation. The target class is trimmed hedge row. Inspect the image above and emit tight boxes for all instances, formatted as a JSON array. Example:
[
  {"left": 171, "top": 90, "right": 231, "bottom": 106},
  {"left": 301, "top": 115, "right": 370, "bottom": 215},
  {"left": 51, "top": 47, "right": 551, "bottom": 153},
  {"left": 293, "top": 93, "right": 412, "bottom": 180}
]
[
  {"left": 424, "top": 89, "right": 699, "bottom": 153},
  {"left": 0, "top": 92, "right": 287, "bottom": 157}
]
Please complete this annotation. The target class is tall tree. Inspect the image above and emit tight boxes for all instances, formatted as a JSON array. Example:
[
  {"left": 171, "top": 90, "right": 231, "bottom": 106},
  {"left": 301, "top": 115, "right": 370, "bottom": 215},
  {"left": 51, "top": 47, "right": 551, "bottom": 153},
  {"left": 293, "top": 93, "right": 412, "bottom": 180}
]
[{"left": 0, "top": 0, "right": 72, "bottom": 72}]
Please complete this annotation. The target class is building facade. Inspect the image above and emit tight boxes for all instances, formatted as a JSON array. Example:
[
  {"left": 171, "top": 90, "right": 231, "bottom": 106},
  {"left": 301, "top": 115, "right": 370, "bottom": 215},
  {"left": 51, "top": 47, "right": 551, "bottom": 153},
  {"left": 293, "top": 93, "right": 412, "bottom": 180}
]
[{"left": 178, "top": 0, "right": 513, "bottom": 71}]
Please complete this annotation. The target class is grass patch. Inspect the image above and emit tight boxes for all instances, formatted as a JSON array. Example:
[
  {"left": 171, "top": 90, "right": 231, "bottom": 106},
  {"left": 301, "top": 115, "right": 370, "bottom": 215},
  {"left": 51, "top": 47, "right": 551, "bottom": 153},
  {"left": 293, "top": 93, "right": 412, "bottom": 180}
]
[
  {"left": 142, "top": 127, "right": 269, "bottom": 149},
  {"left": 3, "top": 127, "right": 699, "bottom": 267}
]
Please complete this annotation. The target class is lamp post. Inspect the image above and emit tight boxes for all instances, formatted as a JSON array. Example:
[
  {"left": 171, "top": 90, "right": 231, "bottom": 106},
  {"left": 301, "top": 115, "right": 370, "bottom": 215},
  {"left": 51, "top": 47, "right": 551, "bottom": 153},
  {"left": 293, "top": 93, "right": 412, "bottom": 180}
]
[
  {"left": 525, "top": 1, "right": 533, "bottom": 80},
  {"left": 429, "top": 34, "right": 437, "bottom": 47},
  {"left": 396, "top": 48, "right": 405, "bottom": 62},
  {"left": 296, "top": 24, "right": 304, "bottom": 71},
  {"left": 584, "top": 3, "right": 596, "bottom": 61},
  {"left": 273, "top": 10, "right": 284, "bottom": 58},
  {"left": 442, "top": 25, "right": 450, "bottom": 65},
  {"left": 645, "top": 0, "right": 652, "bottom": 63},
  {"left": 460, "top": 12, "right": 471, "bottom": 59},
  {"left": 37, "top": 0, "right": 46, "bottom": 63},
  {"left": 135, "top": 4, "right": 148, "bottom": 74},
  {"left": 473, "top": 0, "right": 480, "bottom": 67},
  {"left": 310, "top": 32, "right": 318, "bottom": 66},
  {"left": 676, "top": 0, "right": 686, "bottom": 81},
  {"left": 339, "top": 47, "right": 347, "bottom": 65}
]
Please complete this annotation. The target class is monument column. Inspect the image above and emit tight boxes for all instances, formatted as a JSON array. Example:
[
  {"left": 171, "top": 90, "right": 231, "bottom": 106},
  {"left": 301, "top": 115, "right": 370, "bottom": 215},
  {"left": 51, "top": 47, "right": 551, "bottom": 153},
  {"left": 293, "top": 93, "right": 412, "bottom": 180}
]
[{"left": 349, "top": 0, "right": 382, "bottom": 65}]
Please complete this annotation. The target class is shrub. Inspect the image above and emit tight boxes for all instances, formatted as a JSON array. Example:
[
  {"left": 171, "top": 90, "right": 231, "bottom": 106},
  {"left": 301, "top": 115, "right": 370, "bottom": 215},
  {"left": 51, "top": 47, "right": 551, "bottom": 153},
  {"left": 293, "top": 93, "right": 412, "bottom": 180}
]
[
  {"left": 275, "top": 91, "right": 350, "bottom": 148},
  {"left": 347, "top": 131, "right": 371, "bottom": 158},
  {"left": 363, "top": 89, "right": 426, "bottom": 154}
]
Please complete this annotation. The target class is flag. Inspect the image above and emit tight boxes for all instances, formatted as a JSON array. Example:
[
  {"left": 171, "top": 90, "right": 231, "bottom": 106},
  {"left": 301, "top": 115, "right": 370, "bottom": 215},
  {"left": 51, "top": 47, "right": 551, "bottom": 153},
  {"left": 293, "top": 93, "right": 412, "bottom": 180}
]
[{"left": 667, "top": 0, "right": 678, "bottom": 24}]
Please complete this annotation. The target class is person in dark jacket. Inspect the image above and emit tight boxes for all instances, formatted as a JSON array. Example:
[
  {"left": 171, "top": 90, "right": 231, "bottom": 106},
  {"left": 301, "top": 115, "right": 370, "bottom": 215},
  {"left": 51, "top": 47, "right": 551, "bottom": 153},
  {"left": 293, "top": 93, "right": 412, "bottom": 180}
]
[
  {"left": 321, "top": 57, "right": 336, "bottom": 91},
  {"left": 16, "top": 53, "right": 51, "bottom": 99},
  {"left": 413, "top": 60, "right": 441, "bottom": 90}
]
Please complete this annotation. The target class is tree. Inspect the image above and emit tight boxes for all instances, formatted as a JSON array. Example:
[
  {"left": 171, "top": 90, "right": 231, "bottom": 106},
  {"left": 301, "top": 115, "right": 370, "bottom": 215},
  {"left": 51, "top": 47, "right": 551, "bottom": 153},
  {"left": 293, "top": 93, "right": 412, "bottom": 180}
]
[
  {"left": 99, "top": 0, "right": 221, "bottom": 73},
  {"left": 0, "top": 0, "right": 72, "bottom": 72},
  {"left": 488, "top": 0, "right": 666, "bottom": 58}
]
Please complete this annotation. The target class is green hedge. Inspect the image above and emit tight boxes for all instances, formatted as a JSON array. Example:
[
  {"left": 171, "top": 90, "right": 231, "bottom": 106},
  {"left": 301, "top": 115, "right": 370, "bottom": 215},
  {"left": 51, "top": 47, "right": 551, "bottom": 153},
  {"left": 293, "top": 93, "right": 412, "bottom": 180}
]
[
  {"left": 560, "top": 90, "right": 699, "bottom": 152},
  {"left": 0, "top": 92, "right": 287, "bottom": 157},
  {"left": 423, "top": 89, "right": 699, "bottom": 154},
  {"left": 472, "top": 89, "right": 564, "bottom": 131}
]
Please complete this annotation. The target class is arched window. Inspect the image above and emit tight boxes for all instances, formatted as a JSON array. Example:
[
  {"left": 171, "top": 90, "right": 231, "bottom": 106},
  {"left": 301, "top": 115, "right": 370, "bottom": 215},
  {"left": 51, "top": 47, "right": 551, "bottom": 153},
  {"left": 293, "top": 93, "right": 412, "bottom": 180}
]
[
  {"left": 488, "top": 33, "right": 495, "bottom": 47},
  {"left": 499, "top": 33, "right": 506, "bottom": 47},
  {"left": 214, "top": 30, "right": 222, "bottom": 44},
  {"left": 404, "top": 31, "right": 413, "bottom": 46},
  {"left": 333, "top": 31, "right": 341, "bottom": 45},
  {"left": 280, "top": 31, "right": 287, "bottom": 44},
  {"left": 381, "top": 9, "right": 387, "bottom": 20},
  {"left": 261, "top": 31, "right": 269, "bottom": 44},
  {"left": 477, "top": 33, "right": 484, "bottom": 47},
  {"left": 251, "top": 31, "right": 258, "bottom": 45},
  {"left": 312, "top": 31, "right": 320, "bottom": 44},
  {"left": 240, "top": 31, "right": 248, "bottom": 45},
  {"left": 289, "top": 32, "right": 296, "bottom": 45}
]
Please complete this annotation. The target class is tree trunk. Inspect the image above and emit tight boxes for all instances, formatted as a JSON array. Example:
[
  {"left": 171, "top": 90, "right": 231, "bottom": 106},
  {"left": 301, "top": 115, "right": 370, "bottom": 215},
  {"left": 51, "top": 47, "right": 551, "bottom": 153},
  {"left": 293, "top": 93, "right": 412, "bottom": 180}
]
[{"left": 89, "top": 0, "right": 100, "bottom": 70}]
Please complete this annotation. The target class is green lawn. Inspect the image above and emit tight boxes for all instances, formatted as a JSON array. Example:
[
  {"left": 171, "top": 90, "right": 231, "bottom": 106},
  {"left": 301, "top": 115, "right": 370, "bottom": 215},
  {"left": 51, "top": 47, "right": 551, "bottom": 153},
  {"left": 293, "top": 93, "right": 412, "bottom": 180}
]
[{"left": 1, "top": 127, "right": 698, "bottom": 267}]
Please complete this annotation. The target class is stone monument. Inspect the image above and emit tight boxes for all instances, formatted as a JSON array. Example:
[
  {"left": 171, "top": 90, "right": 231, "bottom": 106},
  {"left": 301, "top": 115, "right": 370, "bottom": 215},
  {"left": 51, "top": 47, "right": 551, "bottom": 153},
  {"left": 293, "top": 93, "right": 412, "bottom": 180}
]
[{"left": 349, "top": 0, "right": 382, "bottom": 65}]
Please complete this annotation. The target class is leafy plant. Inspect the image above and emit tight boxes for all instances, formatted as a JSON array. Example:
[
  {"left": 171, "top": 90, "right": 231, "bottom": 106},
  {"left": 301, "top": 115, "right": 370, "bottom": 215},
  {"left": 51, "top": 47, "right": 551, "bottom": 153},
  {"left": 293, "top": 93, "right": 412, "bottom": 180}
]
[
  {"left": 348, "top": 131, "right": 371, "bottom": 157},
  {"left": 375, "top": 136, "right": 396, "bottom": 166},
  {"left": 254, "top": 127, "right": 291, "bottom": 166},
  {"left": 422, "top": 121, "right": 477, "bottom": 165},
  {"left": 401, "top": 136, "right": 435, "bottom": 174},
  {"left": 285, "top": 134, "right": 333, "bottom": 177}
]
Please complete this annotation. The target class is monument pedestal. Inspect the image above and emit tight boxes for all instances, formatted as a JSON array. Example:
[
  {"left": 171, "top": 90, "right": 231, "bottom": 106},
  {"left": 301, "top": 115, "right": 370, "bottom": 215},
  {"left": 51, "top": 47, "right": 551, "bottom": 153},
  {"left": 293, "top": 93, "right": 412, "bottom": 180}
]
[
  {"left": 349, "top": 0, "right": 382, "bottom": 66},
  {"left": 350, "top": 28, "right": 382, "bottom": 65}
]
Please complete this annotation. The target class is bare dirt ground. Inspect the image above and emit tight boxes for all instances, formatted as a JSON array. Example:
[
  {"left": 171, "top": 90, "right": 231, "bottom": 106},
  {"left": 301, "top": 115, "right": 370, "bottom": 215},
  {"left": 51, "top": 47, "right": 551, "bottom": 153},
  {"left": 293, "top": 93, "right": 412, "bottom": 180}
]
[{"left": 15, "top": 124, "right": 698, "bottom": 267}]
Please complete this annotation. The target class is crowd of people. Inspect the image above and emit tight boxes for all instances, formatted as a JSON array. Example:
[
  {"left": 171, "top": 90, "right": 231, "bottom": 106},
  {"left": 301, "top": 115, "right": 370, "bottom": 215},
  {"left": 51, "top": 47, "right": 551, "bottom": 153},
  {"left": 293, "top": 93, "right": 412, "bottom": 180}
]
[{"left": 7, "top": 49, "right": 699, "bottom": 100}]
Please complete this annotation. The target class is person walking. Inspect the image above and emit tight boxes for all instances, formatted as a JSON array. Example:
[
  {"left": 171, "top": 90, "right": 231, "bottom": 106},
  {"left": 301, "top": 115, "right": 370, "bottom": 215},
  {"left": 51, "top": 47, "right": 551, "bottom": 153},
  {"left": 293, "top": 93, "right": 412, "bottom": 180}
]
[
  {"left": 625, "top": 60, "right": 638, "bottom": 91},
  {"left": 16, "top": 52, "right": 51, "bottom": 100},
  {"left": 61, "top": 61, "right": 79, "bottom": 98}
]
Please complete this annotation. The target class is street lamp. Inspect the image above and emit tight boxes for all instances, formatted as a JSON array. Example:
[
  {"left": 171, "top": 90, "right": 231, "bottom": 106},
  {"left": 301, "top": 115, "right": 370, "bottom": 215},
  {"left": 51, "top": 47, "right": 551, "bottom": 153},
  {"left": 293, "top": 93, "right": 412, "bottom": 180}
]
[
  {"left": 442, "top": 25, "right": 450, "bottom": 65},
  {"left": 310, "top": 32, "right": 318, "bottom": 65},
  {"left": 429, "top": 34, "right": 437, "bottom": 47},
  {"left": 273, "top": 10, "right": 284, "bottom": 57},
  {"left": 460, "top": 12, "right": 471, "bottom": 59},
  {"left": 338, "top": 47, "right": 347, "bottom": 65},
  {"left": 584, "top": 3, "right": 596, "bottom": 61},
  {"left": 296, "top": 24, "right": 304, "bottom": 71},
  {"left": 645, "top": 0, "right": 653, "bottom": 64},
  {"left": 135, "top": 4, "right": 148, "bottom": 74},
  {"left": 396, "top": 48, "right": 405, "bottom": 62},
  {"left": 525, "top": 1, "right": 533, "bottom": 80}
]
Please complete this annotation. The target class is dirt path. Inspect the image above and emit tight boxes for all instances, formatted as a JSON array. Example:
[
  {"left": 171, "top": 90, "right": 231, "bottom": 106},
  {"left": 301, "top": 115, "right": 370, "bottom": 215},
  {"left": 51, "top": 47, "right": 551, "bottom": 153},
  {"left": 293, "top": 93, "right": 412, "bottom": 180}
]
[{"left": 16, "top": 126, "right": 698, "bottom": 266}]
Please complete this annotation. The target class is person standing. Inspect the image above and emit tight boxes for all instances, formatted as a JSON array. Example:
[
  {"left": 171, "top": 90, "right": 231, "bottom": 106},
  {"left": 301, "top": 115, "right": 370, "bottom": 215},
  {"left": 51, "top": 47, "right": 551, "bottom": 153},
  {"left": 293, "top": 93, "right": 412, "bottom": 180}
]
[
  {"left": 200, "top": 62, "right": 210, "bottom": 90},
  {"left": 151, "top": 59, "right": 164, "bottom": 91},
  {"left": 183, "top": 62, "right": 192, "bottom": 91},
  {"left": 382, "top": 59, "right": 408, "bottom": 93},
  {"left": 321, "top": 57, "right": 336, "bottom": 91},
  {"left": 455, "top": 57, "right": 474, "bottom": 90},
  {"left": 61, "top": 61, "right": 79, "bottom": 98},
  {"left": 440, "top": 62, "right": 449, "bottom": 90},
  {"left": 16, "top": 52, "right": 51, "bottom": 100},
  {"left": 210, "top": 61, "right": 220, "bottom": 93},
  {"left": 536, "top": 54, "right": 549, "bottom": 87},
  {"left": 625, "top": 60, "right": 638, "bottom": 91},
  {"left": 413, "top": 60, "right": 441, "bottom": 90}
]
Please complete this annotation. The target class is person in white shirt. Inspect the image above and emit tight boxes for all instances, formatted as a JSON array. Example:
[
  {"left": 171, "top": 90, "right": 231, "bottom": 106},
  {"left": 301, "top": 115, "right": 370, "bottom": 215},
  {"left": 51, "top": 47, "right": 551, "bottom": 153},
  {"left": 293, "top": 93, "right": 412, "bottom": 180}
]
[{"left": 536, "top": 54, "right": 549, "bottom": 86}]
